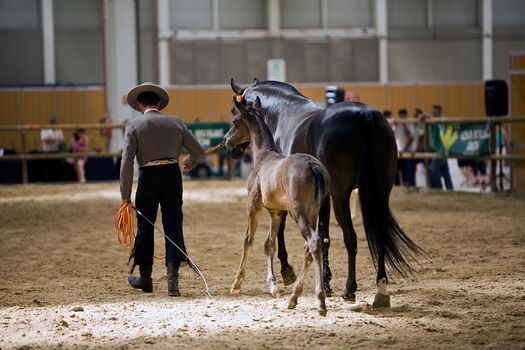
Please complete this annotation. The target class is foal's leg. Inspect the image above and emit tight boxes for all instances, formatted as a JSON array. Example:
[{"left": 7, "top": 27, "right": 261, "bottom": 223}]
[
  {"left": 276, "top": 212, "right": 297, "bottom": 285},
  {"left": 231, "top": 199, "right": 262, "bottom": 294},
  {"left": 318, "top": 196, "right": 332, "bottom": 296},
  {"left": 332, "top": 191, "right": 359, "bottom": 302},
  {"left": 287, "top": 246, "right": 312, "bottom": 310},
  {"left": 288, "top": 216, "right": 327, "bottom": 316},
  {"left": 265, "top": 210, "right": 284, "bottom": 298}
]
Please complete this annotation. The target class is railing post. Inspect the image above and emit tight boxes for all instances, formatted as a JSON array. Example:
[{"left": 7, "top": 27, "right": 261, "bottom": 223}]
[
  {"left": 21, "top": 128, "right": 28, "bottom": 184},
  {"left": 424, "top": 122, "right": 431, "bottom": 187}
]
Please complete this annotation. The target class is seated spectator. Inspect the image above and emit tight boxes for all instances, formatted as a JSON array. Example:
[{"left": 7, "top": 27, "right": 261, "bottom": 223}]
[
  {"left": 69, "top": 129, "right": 89, "bottom": 183},
  {"left": 40, "top": 116, "right": 65, "bottom": 152}
]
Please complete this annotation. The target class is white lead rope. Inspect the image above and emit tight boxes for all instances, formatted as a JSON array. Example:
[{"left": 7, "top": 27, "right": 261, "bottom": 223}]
[{"left": 132, "top": 205, "right": 213, "bottom": 300}]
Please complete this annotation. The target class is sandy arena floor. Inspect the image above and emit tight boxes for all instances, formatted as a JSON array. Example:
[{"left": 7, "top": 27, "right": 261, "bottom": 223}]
[{"left": 0, "top": 180, "right": 524, "bottom": 349}]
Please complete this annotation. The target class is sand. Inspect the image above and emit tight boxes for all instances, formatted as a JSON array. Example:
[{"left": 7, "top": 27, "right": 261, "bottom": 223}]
[{"left": 0, "top": 180, "right": 524, "bottom": 349}]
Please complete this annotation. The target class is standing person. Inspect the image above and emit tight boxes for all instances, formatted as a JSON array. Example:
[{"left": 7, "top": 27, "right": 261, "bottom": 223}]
[
  {"left": 69, "top": 129, "right": 89, "bottom": 183},
  {"left": 99, "top": 114, "right": 113, "bottom": 152},
  {"left": 40, "top": 116, "right": 65, "bottom": 152},
  {"left": 429, "top": 105, "right": 453, "bottom": 190},
  {"left": 392, "top": 108, "right": 413, "bottom": 186},
  {"left": 405, "top": 108, "right": 427, "bottom": 187},
  {"left": 121, "top": 83, "right": 205, "bottom": 297}
]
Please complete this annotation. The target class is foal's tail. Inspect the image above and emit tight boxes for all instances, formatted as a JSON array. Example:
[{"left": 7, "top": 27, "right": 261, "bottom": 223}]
[
  {"left": 308, "top": 162, "right": 326, "bottom": 206},
  {"left": 358, "top": 108, "right": 425, "bottom": 278}
]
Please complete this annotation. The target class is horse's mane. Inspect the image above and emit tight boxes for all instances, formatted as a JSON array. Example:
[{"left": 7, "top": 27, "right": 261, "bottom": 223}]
[
  {"left": 245, "top": 105, "right": 279, "bottom": 153},
  {"left": 252, "top": 80, "right": 308, "bottom": 100}
]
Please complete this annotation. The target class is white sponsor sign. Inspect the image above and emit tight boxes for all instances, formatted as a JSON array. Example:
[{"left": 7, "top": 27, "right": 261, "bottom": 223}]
[{"left": 267, "top": 59, "right": 286, "bottom": 82}]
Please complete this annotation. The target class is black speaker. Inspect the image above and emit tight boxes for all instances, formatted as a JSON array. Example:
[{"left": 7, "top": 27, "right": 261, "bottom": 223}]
[
  {"left": 485, "top": 80, "right": 508, "bottom": 116},
  {"left": 325, "top": 86, "right": 345, "bottom": 107}
]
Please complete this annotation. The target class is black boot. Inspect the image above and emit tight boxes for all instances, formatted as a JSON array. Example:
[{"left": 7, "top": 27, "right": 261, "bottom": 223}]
[
  {"left": 128, "top": 265, "right": 153, "bottom": 293},
  {"left": 167, "top": 262, "right": 180, "bottom": 297}
]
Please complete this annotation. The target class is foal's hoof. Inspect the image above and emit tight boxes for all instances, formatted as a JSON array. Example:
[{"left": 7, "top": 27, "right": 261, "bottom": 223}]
[
  {"left": 230, "top": 285, "right": 241, "bottom": 295},
  {"left": 318, "top": 308, "right": 327, "bottom": 317},
  {"left": 341, "top": 292, "right": 356, "bottom": 303},
  {"left": 281, "top": 266, "right": 297, "bottom": 286},
  {"left": 287, "top": 297, "right": 297, "bottom": 310},
  {"left": 372, "top": 292, "right": 391, "bottom": 308}
]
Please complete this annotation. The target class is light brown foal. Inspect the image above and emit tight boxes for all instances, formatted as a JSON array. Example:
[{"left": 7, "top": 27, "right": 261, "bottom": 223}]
[{"left": 225, "top": 96, "right": 331, "bottom": 316}]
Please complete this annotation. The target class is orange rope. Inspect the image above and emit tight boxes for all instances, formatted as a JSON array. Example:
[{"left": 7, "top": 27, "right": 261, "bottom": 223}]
[
  {"left": 204, "top": 143, "right": 224, "bottom": 154},
  {"left": 114, "top": 201, "right": 163, "bottom": 259}
]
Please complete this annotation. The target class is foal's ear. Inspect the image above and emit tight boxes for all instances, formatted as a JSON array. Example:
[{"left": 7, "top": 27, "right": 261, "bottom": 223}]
[
  {"left": 230, "top": 78, "right": 244, "bottom": 95},
  {"left": 253, "top": 78, "right": 259, "bottom": 85},
  {"left": 253, "top": 96, "right": 261, "bottom": 110},
  {"left": 233, "top": 96, "right": 246, "bottom": 112}
]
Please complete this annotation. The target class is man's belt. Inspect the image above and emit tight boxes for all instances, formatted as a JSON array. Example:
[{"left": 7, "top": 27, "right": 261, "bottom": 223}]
[{"left": 141, "top": 158, "right": 178, "bottom": 168}]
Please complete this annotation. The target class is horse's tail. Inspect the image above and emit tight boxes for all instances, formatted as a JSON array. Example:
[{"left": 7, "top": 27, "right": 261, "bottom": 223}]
[
  {"left": 308, "top": 161, "right": 326, "bottom": 206},
  {"left": 358, "top": 108, "right": 424, "bottom": 278}
]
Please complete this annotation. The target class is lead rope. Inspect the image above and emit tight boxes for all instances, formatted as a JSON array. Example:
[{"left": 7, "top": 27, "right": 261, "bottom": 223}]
[
  {"left": 114, "top": 143, "right": 225, "bottom": 300},
  {"left": 132, "top": 206, "right": 213, "bottom": 300}
]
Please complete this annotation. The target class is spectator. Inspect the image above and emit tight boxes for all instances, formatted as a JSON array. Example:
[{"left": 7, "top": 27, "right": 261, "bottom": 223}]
[
  {"left": 40, "top": 116, "right": 65, "bottom": 152},
  {"left": 429, "top": 105, "right": 453, "bottom": 190},
  {"left": 392, "top": 108, "right": 413, "bottom": 186},
  {"left": 405, "top": 108, "right": 428, "bottom": 187},
  {"left": 99, "top": 114, "right": 113, "bottom": 152},
  {"left": 69, "top": 129, "right": 89, "bottom": 183}
]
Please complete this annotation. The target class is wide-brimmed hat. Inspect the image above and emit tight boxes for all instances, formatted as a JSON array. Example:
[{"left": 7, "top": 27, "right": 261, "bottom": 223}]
[{"left": 126, "top": 82, "right": 169, "bottom": 111}]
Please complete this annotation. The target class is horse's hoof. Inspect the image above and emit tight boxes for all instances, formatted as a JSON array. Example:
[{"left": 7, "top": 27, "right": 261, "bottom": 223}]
[
  {"left": 281, "top": 266, "right": 297, "bottom": 286},
  {"left": 324, "top": 283, "right": 333, "bottom": 297},
  {"left": 342, "top": 292, "right": 356, "bottom": 303},
  {"left": 318, "top": 308, "right": 327, "bottom": 317},
  {"left": 270, "top": 288, "right": 280, "bottom": 299},
  {"left": 372, "top": 292, "right": 390, "bottom": 308},
  {"left": 230, "top": 286, "right": 241, "bottom": 295},
  {"left": 287, "top": 298, "right": 297, "bottom": 310}
]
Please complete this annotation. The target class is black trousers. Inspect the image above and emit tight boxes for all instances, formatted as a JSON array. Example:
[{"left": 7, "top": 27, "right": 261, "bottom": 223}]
[{"left": 132, "top": 163, "right": 187, "bottom": 267}]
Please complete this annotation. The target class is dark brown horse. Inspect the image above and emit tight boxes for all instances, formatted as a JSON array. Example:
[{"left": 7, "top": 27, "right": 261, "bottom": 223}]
[
  {"left": 228, "top": 79, "right": 423, "bottom": 307},
  {"left": 225, "top": 96, "right": 330, "bottom": 315}
]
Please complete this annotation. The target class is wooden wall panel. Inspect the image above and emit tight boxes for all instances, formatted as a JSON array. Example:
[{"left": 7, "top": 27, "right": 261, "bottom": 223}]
[
  {"left": 0, "top": 91, "right": 23, "bottom": 151},
  {"left": 415, "top": 85, "right": 446, "bottom": 114},
  {"left": 511, "top": 55, "right": 525, "bottom": 70},
  {"left": 446, "top": 85, "right": 475, "bottom": 118},
  {"left": 85, "top": 90, "right": 106, "bottom": 123},
  {"left": 209, "top": 88, "right": 234, "bottom": 121},
  {"left": 357, "top": 85, "right": 387, "bottom": 112},
  {"left": 21, "top": 91, "right": 54, "bottom": 151},
  {"left": 0, "top": 82, "right": 497, "bottom": 154},
  {"left": 174, "top": 89, "right": 210, "bottom": 123},
  {"left": 22, "top": 91, "right": 53, "bottom": 124},
  {"left": 296, "top": 86, "right": 325, "bottom": 105},
  {"left": 510, "top": 72, "right": 525, "bottom": 192},
  {"left": 388, "top": 85, "right": 416, "bottom": 116},
  {"left": 163, "top": 89, "right": 179, "bottom": 118},
  {"left": 471, "top": 83, "right": 486, "bottom": 117}
]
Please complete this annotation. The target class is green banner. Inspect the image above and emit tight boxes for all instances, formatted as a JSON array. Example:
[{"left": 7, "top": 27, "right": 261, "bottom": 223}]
[
  {"left": 430, "top": 123, "right": 490, "bottom": 157},
  {"left": 186, "top": 122, "right": 230, "bottom": 153}
]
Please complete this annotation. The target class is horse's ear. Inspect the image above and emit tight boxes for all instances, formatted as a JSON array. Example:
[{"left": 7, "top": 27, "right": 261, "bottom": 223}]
[
  {"left": 253, "top": 78, "right": 259, "bottom": 85},
  {"left": 253, "top": 96, "right": 261, "bottom": 110},
  {"left": 231, "top": 78, "right": 243, "bottom": 95}
]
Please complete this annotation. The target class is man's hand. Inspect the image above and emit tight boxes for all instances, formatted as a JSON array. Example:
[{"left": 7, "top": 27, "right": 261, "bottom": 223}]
[{"left": 182, "top": 155, "right": 192, "bottom": 171}]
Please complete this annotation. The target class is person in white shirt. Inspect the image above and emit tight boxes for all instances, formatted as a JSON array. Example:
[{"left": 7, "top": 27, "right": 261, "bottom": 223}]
[{"left": 40, "top": 116, "right": 65, "bottom": 152}]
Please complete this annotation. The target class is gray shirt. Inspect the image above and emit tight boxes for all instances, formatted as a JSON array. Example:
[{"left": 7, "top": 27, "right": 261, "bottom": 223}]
[{"left": 120, "top": 110, "right": 205, "bottom": 201}]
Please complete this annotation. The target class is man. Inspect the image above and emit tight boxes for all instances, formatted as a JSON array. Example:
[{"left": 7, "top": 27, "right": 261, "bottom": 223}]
[
  {"left": 121, "top": 82, "right": 205, "bottom": 296},
  {"left": 429, "top": 105, "right": 453, "bottom": 190},
  {"left": 393, "top": 108, "right": 414, "bottom": 186},
  {"left": 40, "top": 116, "right": 65, "bottom": 152}
]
